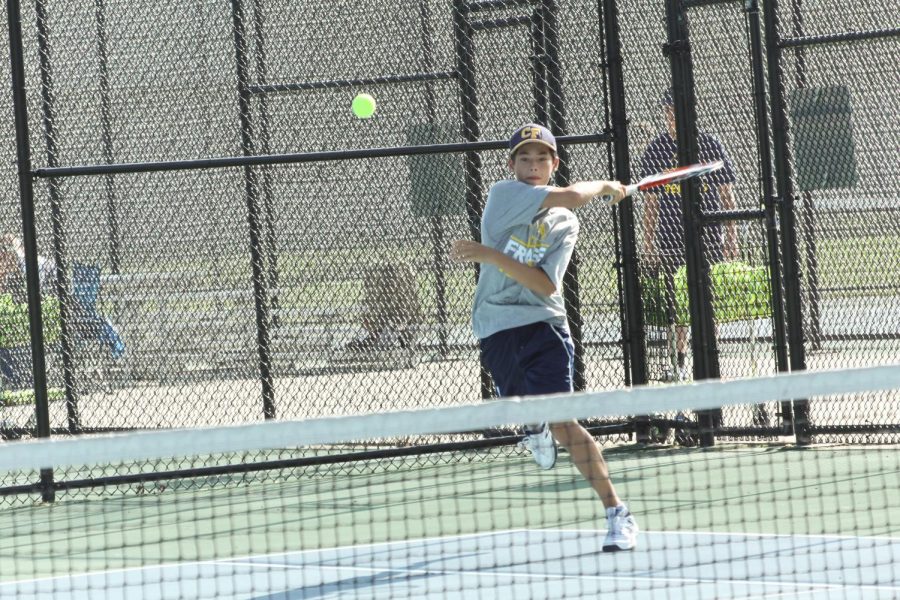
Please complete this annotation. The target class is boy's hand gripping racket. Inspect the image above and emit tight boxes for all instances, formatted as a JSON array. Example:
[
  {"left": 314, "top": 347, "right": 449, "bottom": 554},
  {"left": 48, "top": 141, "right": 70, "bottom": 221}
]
[{"left": 603, "top": 160, "right": 724, "bottom": 205}]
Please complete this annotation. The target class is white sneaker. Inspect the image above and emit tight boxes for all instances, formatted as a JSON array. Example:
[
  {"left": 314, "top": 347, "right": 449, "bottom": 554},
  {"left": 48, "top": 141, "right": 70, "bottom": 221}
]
[
  {"left": 603, "top": 504, "right": 638, "bottom": 552},
  {"left": 663, "top": 366, "right": 690, "bottom": 382},
  {"left": 517, "top": 423, "right": 557, "bottom": 470}
]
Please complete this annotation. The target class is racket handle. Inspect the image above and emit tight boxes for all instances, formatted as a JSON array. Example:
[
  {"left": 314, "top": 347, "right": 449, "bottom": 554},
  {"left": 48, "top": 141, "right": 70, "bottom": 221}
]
[{"left": 602, "top": 183, "right": 640, "bottom": 205}]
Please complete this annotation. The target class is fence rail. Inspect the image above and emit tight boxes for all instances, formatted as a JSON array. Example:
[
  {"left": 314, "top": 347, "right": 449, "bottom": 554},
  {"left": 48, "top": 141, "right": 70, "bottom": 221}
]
[{"left": 1, "top": 0, "right": 897, "bottom": 496}]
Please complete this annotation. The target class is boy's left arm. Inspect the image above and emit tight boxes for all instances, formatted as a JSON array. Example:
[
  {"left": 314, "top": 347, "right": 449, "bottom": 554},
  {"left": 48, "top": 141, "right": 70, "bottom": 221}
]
[{"left": 450, "top": 240, "right": 556, "bottom": 297}]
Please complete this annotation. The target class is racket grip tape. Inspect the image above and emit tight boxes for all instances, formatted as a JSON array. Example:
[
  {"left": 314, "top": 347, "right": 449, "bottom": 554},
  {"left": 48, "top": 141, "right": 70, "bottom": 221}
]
[{"left": 602, "top": 183, "right": 640, "bottom": 205}]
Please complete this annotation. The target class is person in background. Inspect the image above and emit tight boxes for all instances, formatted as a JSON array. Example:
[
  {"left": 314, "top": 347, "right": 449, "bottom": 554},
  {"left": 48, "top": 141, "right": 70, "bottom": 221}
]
[{"left": 640, "top": 89, "right": 738, "bottom": 381}]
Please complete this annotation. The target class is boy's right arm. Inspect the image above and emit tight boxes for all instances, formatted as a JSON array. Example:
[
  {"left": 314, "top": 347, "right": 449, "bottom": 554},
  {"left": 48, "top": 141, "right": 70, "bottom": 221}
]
[{"left": 541, "top": 180, "right": 626, "bottom": 210}]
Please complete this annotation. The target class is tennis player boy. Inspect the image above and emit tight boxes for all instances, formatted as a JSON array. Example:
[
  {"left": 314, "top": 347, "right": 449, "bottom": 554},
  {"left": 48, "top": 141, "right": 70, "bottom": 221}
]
[{"left": 451, "top": 124, "right": 638, "bottom": 552}]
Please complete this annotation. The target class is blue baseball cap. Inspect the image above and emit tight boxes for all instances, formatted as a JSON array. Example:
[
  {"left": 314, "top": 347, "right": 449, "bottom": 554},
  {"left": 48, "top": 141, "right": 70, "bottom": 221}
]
[{"left": 509, "top": 123, "right": 557, "bottom": 155}]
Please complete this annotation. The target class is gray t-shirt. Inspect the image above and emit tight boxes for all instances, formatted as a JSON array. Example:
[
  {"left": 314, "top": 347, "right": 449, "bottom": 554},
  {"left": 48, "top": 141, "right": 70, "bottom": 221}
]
[{"left": 472, "top": 179, "right": 578, "bottom": 339}]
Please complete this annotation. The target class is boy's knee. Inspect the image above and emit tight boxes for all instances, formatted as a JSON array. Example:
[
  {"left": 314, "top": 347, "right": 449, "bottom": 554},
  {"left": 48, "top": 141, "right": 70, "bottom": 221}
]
[{"left": 549, "top": 420, "right": 580, "bottom": 442}]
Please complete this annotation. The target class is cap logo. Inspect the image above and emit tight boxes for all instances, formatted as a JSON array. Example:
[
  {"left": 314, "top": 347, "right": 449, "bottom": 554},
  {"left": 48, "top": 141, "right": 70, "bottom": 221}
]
[
  {"left": 522, "top": 127, "right": 543, "bottom": 140},
  {"left": 509, "top": 123, "right": 556, "bottom": 154}
]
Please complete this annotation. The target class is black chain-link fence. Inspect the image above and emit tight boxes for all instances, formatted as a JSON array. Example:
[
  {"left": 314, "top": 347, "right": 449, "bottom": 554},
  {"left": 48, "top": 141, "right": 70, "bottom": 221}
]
[
  {"left": 772, "top": 0, "right": 900, "bottom": 442},
  {"left": 0, "top": 0, "right": 898, "bottom": 494}
]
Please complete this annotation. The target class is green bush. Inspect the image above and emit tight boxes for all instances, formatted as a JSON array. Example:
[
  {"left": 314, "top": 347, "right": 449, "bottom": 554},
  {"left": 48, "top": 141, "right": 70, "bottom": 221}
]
[
  {"left": 643, "top": 261, "right": 772, "bottom": 326},
  {"left": 0, "top": 387, "right": 65, "bottom": 406},
  {"left": 0, "top": 293, "right": 61, "bottom": 347}
]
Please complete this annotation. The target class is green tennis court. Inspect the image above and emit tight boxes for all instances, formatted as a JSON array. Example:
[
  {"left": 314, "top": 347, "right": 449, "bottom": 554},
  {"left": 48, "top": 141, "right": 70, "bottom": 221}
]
[{"left": 2, "top": 444, "right": 897, "bottom": 598}]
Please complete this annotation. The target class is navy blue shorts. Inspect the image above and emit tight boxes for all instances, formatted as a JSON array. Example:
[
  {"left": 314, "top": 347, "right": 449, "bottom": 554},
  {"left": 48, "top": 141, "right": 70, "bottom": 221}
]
[{"left": 480, "top": 321, "right": 574, "bottom": 398}]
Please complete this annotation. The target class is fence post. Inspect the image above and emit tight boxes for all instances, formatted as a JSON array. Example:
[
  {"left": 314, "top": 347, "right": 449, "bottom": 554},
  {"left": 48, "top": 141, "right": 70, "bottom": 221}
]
[
  {"left": 762, "top": 0, "right": 809, "bottom": 443},
  {"left": 787, "top": 0, "right": 822, "bottom": 351},
  {"left": 419, "top": 0, "right": 451, "bottom": 359},
  {"left": 539, "top": 0, "right": 587, "bottom": 391},
  {"left": 94, "top": 0, "right": 122, "bottom": 275},
  {"left": 452, "top": 0, "right": 492, "bottom": 399},
  {"left": 745, "top": 0, "right": 793, "bottom": 433},
  {"left": 664, "top": 0, "right": 721, "bottom": 446},
  {"left": 229, "top": 0, "right": 276, "bottom": 420},
  {"left": 6, "top": 0, "right": 55, "bottom": 501},
  {"left": 35, "top": 0, "right": 81, "bottom": 434},
  {"left": 247, "top": 0, "right": 280, "bottom": 319},
  {"left": 601, "top": 0, "right": 649, "bottom": 438}
]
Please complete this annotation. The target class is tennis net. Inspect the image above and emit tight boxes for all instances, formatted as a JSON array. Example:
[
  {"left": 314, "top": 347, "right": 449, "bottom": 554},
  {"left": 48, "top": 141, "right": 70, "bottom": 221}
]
[{"left": 1, "top": 365, "right": 899, "bottom": 599}]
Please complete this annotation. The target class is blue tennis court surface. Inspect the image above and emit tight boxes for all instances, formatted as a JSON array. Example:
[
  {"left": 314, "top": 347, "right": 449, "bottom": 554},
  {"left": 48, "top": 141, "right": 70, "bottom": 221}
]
[{"left": 3, "top": 529, "right": 898, "bottom": 599}]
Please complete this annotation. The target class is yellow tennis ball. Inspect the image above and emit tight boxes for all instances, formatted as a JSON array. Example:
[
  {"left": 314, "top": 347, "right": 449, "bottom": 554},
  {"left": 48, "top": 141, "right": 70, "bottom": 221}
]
[{"left": 352, "top": 93, "right": 376, "bottom": 119}]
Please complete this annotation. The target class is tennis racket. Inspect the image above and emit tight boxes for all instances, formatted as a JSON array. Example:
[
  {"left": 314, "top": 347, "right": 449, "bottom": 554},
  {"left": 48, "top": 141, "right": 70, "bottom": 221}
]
[{"left": 603, "top": 160, "right": 724, "bottom": 204}]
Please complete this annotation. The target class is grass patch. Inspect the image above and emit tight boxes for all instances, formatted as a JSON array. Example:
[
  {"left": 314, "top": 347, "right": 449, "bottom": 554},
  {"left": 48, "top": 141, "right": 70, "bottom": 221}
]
[
  {"left": 97, "top": 234, "right": 899, "bottom": 327},
  {"left": 0, "top": 387, "right": 65, "bottom": 407},
  {"left": 812, "top": 235, "right": 900, "bottom": 295}
]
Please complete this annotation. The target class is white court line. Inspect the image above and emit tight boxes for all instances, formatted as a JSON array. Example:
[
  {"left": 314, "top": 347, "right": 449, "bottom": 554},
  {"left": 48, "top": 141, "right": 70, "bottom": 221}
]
[
  {"left": 0, "top": 528, "right": 530, "bottom": 588},
  {"left": 3, "top": 528, "right": 898, "bottom": 593},
  {"left": 543, "top": 528, "right": 900, "bottom": 543},
  {"left": 18, "top": 524, "right": 891, "bottom": 588},
  {"left": 218, "top": 558, "right": 900, "bottom": 593},
  {"left": 742, "top": 589, "right": 821, "bottom": 600},
  {"left": 216, "top": 528, "right": 900, "bottom": 594}
]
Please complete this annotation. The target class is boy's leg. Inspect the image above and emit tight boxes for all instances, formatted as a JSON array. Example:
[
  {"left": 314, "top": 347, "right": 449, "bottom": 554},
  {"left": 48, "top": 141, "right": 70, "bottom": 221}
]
[
  {"left": 551, "top": 421, "right": 638, "bottom": 551},
  {"left": 481, "top": 328, "right": 558, "bottom": 468},
  {"left": 522, "top": 323, "right": 638, "bottom": 551},
  {"left": 479, "top": 328, "right": 526, "bottom": 399},
  {"left": 549, "top": 420, "right": 620, "bottom": 508},
  {"left": 519, "top": 324, "right": 612, "bottom": 490},
  {"left": 517, "top": 422, "right": 557, "bottom": 470},
  {"left": 481, "top": 325, "right": 557, "bottom": 469},
  {"left": 519, "top": 322, "right": 582, "bottom": 470}
]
